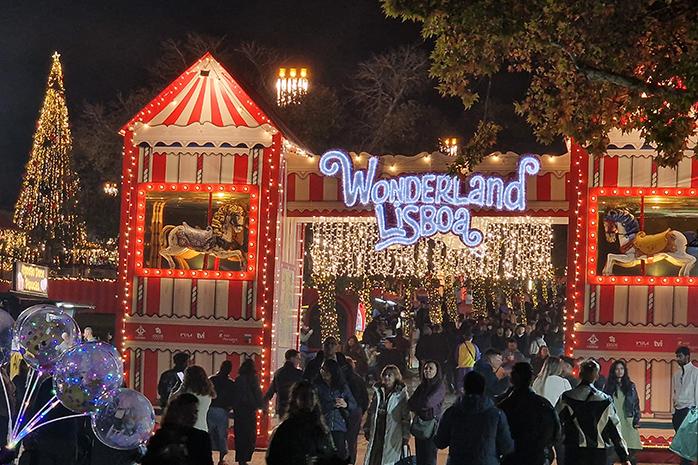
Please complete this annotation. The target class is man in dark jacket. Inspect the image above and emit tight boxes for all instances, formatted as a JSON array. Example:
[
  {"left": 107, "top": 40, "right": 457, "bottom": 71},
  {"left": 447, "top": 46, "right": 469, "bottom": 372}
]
[
  {"left": 264, "top": 349, "right": 303, "bottom": 417},
  {"left": 474, "top": 349, "right": 510, "bottom": 397},
  {"left": 555, "top": 360, "right": 630, "bottom": 465},
  {"left": 435, "top": 371, "right": 514, "bottom": 465},
  {"left": 498, "top": 362, "right": 560, "bottom": 465},
  {"left": 208, "top": 360, "right": 236, "bottom": 463},
  {"left": 157, "top": 352, "right": 189, "bottom": 408},
  {"left": 376, "top": 337, "right": 407, "bottom": 376}
]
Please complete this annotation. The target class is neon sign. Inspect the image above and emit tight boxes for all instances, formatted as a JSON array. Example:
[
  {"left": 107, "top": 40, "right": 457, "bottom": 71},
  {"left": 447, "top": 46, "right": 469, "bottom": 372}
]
[{"left": 319, "top": 151, "right": 541, "bottom": 251}]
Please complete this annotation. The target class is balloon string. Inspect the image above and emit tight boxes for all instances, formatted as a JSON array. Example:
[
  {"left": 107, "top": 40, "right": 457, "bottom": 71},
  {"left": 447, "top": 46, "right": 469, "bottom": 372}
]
[
  {"left": 11, "top": 368, "right": 40, "bottom": 440},
  {"left": 12, "top": 412, "right": 89, "bottom": 445},
  {"left": 11, "top": 396, "right": 59, "bottom": 444},
  {"left": 0, "top": 372, "right": 12, "bottom": 446}
]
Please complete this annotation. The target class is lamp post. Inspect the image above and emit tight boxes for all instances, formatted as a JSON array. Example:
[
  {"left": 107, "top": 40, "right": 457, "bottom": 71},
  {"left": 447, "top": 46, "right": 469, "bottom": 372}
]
[{"left": 276, "top": 67, "right": 309, "bottom": 106}]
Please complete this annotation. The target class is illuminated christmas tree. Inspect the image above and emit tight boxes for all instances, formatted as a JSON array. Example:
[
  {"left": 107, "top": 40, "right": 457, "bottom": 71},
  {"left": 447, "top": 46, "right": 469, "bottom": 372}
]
[{"left": 13, "top": 52, "right": 85, "bottom": 264}]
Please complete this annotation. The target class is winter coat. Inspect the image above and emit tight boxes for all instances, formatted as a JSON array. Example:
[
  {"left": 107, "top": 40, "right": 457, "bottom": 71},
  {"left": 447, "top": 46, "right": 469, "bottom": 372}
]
[
  {"left": 315, "top": 379, "right": 357, "bottom": 433},
  {"left": 434, "top": 394, "right": 514, "bottom": 465},
  {"left": 376, "top": 348, "right": 406, "bottom": 377},
  {"left": 603, "top": 381, "right": 641, "bottom": 427},
  {"left": 408, "top": 378, "right": 446, "bottom": 421},
  {"left": 264, "top": 361, "right": 303, "bottom": 416},
  {"left": 266, "top": 411, "right": 337, "bottom": 465},
  {"left": 157, "top": 368, "right": 184, "bottom": 407},
  {"left": 209, "top": 373, "right": 236, "bottom": 411},
  {"left": 364, "top": 383, "right": 410, "bottom": 465},
  {"left": 232, "top": 373, "right": 263, "bottom": 413},
  {"left": 346, "top": 369, "right": 370, "bottom": 413},
  {"left": 141, "top": 424, "right": 213, "bottom": 465},
  {"left": 473, "top": 359, "right": 510, "bottom": 397},
  {"left": 498, "top": 387, "right": 560, "bottom": 465}
]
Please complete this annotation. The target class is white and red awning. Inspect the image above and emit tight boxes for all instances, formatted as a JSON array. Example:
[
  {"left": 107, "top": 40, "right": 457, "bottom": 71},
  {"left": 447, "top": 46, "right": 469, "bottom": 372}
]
[{"left": 123, "top": 53, "right": 274, "bottom": 131}]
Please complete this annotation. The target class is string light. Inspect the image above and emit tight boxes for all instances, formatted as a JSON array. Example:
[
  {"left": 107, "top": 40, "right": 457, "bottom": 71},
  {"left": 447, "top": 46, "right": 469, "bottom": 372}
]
[
  {"left": 308, "top": 217, "right": 553, "bottom": 281},
  {"left": 12, "top": 52, "right": 87, "bottom": 264}
]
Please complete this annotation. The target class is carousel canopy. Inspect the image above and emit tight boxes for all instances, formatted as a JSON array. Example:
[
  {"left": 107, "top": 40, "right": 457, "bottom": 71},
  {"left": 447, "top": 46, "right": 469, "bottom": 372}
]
[{"left": 121, "top": 52, "right": 308, "bottom": 152}]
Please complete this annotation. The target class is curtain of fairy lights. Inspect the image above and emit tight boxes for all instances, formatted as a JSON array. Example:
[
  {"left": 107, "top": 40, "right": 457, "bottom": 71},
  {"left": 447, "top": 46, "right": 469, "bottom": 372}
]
[{"left": 309, "top": 217, "right": 553, "bottom": 281}]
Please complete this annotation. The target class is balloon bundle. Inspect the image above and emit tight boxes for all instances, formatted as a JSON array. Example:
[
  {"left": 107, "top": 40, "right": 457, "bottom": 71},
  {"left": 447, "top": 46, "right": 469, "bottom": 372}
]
[{"left": 0, "top": 305, "right": 155, "bottom": 451}]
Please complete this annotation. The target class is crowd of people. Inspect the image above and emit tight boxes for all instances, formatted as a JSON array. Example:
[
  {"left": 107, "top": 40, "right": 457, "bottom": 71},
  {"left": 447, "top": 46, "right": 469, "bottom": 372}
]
[{"left": 146, "top": 310, "right": 698, "bottom": 465}]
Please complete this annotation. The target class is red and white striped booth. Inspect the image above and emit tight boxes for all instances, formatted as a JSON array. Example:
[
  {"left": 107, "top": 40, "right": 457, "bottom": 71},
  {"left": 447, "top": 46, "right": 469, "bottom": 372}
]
[
  {"left": 118, "top": 53, "right": 304, "bottom": 443},
  {"left": 568, "top": 129, "right": 698, "bottom": 449}
]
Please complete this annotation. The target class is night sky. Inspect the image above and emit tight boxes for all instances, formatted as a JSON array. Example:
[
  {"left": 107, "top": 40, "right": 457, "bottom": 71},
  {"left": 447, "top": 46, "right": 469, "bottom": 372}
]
[{"left": 0, "top": 0, "right": 557, "bottom": 210}]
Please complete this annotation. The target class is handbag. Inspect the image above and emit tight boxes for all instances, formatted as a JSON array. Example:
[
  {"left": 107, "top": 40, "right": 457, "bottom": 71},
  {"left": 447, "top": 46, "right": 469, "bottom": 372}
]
[
  {"left": 395, "top": 445, "right": 416, "bottom": 465},
  {"left": 410, "top": 413, "right": 437, "bottom": 440}
]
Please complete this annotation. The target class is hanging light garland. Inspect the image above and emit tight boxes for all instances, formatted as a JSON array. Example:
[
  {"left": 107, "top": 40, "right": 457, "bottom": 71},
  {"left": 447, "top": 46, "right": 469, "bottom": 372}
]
[{"left": 309, "top": 217, "right": 554, "bottom": 281}]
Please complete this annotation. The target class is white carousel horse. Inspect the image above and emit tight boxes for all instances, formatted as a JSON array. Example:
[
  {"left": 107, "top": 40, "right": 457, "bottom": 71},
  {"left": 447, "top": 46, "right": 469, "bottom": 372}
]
[
  {"left": 159, "top": 201, "right": 247, "bottom": 270},
  {"left": 602, "top": 208, "right": 696, "bottom": 276}
]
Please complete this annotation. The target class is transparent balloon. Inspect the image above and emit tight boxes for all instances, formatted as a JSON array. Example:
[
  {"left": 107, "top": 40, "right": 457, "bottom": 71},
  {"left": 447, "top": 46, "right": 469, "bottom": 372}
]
[
  {"left": 15, "top": 305, "right": 79, "bottom": 370},
  {"left": 91, "top": 388, "right": 155, "bottom": 450},
  {"left": 53, "top": 342, "right": 124, "bottom": 413},
  {"left": 0, "top": 310, "right": 14, "bottom": 366}
]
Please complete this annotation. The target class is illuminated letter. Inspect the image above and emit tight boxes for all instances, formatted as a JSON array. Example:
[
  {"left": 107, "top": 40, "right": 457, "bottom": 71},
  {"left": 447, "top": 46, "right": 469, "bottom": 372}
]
[
  {"left": 436, "top": 206, "right": 454, "bottom": 233},
  {"left": 319, "top": 150, "right": 376, "bottom": 207},
  {"left": 402, "top": 205, "right": 420, "bottom": 242},
  {"left": 485, "top": 177, "right": 505, "bottom": 209},
  {"left": 452, "top": 208, "right": 484, "bottom": 247},
  {"left": 504, "top": 155, "right": 540, "bottom": 211},
  {"left": 421, "top": 175, "right": 436, "bottom": 204},
  {"left": 401, "top": 176, "right": 421, "bottom": 203},
  {"left": 468, "top": 175, "right": 486, "bottom": 207},
  {"left": 419, "top": 205, "right": 438, "bottom": 237},
  {"left": 371, "top": 179, "right": 390, "bottom": 204},
  {"left": 435, "top": 175, "right": 453, "bottom": 204},
  {"left": 452, "top": 178, "right": 469, "bottom": 206},
  {"left": 388, "top": 178, "right": 402, "bottom": 204},
  {"left": 375, "top": 204, "right": 405, "bottom": 248}
]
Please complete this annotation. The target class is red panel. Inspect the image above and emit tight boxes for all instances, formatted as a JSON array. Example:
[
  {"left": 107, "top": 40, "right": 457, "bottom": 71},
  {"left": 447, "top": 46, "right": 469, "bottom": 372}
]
[
  {"left": 688, "top": 287, "right": 698, "bottom": 326},
  {"left": 218, "top": 84, "right": 247, "bottom": 126},
  {"left": 536, "top": 173, "right": 551, "bottom": 201},
  {"left": 146, "top": 278, "right": 160, "bottom": 316},
  {"left": 187, "top": 77, "right": 208, "bottom": 125},
  {"left": 228, "top": 282, "right": 243, "bottom": 319},
  {"left": 598, "top": 286, "right": 615, "bottom": 323},
  {"left": 602, "top": 156, "right": 619, "bottom": 187},
  {"left": 309, "top": 174, "right": 324, "bottom": 201},
  {"left": 286, "top": 174, "right": 296, "bottom": 202},
  {"left": 233, "top": 154, "right": 249, "bottom": 183},
  {"left": 151, "top": 153, "right": 167, "bottom": 182},
  {"left": 142, "top": 351, "right": 159, "bottom": 403},
  {"left": 162, "top": 79, "right": 200, "bottom": 125},
  {"left": 692, "top": 158, "right": 698, "bottom": 188}
]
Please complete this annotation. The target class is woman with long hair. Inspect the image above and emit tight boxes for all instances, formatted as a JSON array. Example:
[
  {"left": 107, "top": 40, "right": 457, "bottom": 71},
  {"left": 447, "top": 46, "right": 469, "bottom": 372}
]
[
  {"left": 364, "top": 365, "right": 410, "bottom": 465},
  {"left": 345, "top": 335, "right": 368, "bottom": 378},
  {"left": 603, "top": 360, "right": 642, "bottom": 465},
  {"left": 266, "top": 380, "right": 339, "bottom": 465},
  {"left": 532, "top": 356, "right": 572, "bottom": 406},
  {"left": 407, "top": 360, "right": 446, "bottom": 465},
  {"left": 314, "top": 359, "right": 357, "bottom": 461},
  {"left": 232, "top": 359, "right": 263, "bottom": 465},
  {"left": 530, "top": 345, "right": 550, "bottom": 376},
  {"left": 142, "top": 393, "right": 213, "bottom": 465},
  {"left": 171, "top": 365, "right": 216, "bottom": 432}
]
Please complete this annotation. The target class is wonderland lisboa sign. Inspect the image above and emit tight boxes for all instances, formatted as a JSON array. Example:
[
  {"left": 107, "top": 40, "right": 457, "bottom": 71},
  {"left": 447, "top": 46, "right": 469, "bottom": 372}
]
[{"left": 319, "top": 151, "right": 541, "bottom": 251}]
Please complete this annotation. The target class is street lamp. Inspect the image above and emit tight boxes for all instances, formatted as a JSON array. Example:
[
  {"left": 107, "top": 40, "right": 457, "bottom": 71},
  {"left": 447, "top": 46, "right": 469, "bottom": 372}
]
[
  {"left": 103, "top": 182, "right": 118, "bottom": 197},
  {"left": 439, "top": 137, "right": 459, "bottom": 156},
  {"left": 276, "top": 67, "right": 309, "bottom": 106}
]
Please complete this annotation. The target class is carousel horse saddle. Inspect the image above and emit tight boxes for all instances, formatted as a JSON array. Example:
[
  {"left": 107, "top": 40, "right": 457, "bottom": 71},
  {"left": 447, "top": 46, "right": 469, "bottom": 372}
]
[{"left": 633, "top": 229, "right": 675, "bottom": 256}]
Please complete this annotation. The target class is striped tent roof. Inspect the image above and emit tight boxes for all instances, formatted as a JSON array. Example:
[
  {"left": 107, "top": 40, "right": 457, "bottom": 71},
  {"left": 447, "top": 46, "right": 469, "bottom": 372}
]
[{"left": 122, "top": 52, "right": 273, "bottom": 131}]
